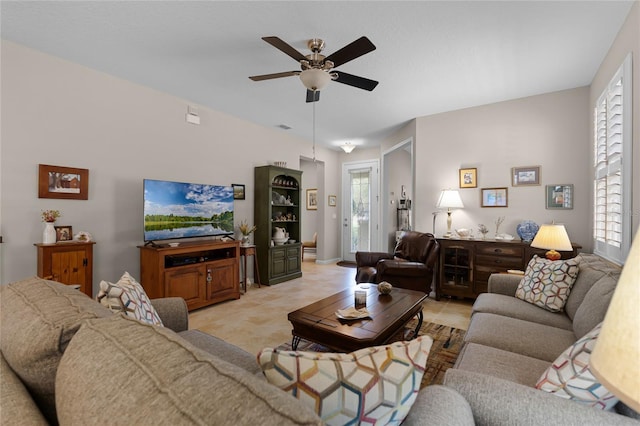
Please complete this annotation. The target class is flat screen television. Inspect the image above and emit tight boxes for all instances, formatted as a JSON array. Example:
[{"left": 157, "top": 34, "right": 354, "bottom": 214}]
[{"left": 143, "top": 179, "right": 234, "bottom": 242}]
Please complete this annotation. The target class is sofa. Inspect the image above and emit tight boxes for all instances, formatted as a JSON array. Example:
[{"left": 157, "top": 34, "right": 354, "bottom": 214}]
[
  {"left": 431, "top": 253, "right": 639, "bottom": 425},
  {"left": 2, "top": 259, "right": 637, "bottom": 426}
]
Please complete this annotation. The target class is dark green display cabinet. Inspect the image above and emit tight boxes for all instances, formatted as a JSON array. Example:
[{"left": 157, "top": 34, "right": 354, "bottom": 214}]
[{"left": 254, "top": 165, "right": 303, "bottom": 285}]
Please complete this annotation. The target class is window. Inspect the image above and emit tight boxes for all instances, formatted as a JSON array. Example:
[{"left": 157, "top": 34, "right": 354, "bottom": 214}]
[{"left": 593, "top": 54, "right": 632, "bottom": 265}]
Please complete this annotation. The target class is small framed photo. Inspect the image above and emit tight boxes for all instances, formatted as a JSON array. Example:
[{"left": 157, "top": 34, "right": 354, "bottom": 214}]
[
  {"left": 306, "top": 188, "right": 318, "bottom": 210},
  {"left": 38, "top": 164, "right": 89, "bottom": 200},
  {"left": 459, "top": 168, "right": 477, "bottom": 188},
  {"left": 512, "top": 166, "right": 541, "bottom": 186},
  {"left": 328, "top": 195, "right": 337, "bottom": 207},
  {"left": 55, "top": 226, "right": 73, "bottom": 242},
  {"left": 232, "top": 184, "right": 245, "bottom": 200},
  {"left": 546, "top": 184, "right": 574, "bottom": 209},
  {"left": 481, "top": 187, "right": 508, "bottom": 207}
]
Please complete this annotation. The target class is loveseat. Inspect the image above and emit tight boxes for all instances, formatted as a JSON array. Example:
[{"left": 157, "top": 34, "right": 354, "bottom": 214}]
[{"left": 430, "top": 253, "right": 639, "bottom": 425}]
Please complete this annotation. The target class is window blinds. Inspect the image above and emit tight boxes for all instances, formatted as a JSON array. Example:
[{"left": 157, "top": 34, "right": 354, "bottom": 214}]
[{"left": 593, "top": 54, "right": 632, "bottom": 264}]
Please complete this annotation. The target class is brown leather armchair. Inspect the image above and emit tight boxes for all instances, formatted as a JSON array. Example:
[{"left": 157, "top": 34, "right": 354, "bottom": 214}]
[{"left": 355, "top": 231, "right": 439, "bottom": 294}]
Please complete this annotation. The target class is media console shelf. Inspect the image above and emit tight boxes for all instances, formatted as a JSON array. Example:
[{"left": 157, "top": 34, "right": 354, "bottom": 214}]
[{"left": 138, "top": 240, "right": 240, "bottom": 311}]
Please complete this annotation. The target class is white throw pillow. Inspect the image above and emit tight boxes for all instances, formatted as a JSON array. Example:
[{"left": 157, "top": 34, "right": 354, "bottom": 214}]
[
  {"left": 515, "top": 255, "right": 579, "bottom": 312},
  {"left": 258, "top": 336, "right": 433, "bottom": 425},
  {"left": 536, "top": 322, "right": 619, "bottom": 410},
  {"left": 97, "top": 272, "right": 163, "bottom": 326}
]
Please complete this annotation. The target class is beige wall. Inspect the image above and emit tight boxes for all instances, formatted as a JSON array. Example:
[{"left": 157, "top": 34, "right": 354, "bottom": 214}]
[
  {"left": 589, "top": 1, "right": 639, "bottom": 241},
  {"left": 0, "top": 41, "right": 341, "bottom": 288},
  {"left": 413, "top": 87, "right": 591, "bottom": 249}
]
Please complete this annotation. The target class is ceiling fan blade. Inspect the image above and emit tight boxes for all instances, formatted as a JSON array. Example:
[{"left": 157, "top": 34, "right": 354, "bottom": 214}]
[
  {"left": 333, "top": 71, "right": 379, "bottom": 91},
  {"left": 306, "top": 90, "right": 320, "bottom": 103},
  {"left": 325, "top": 36, "right": 376, "bottom": 68},
  {"left": 249, "top": 71, "right": 299, "bottom": 81},
  {"left": 262, "top": 36, "right": 307, "bottom": 62}
]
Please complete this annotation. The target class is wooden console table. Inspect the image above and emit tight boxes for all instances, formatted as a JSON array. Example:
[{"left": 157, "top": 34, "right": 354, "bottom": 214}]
[{"left": 436, "top": 238, "right": 581, "bottom": 300}]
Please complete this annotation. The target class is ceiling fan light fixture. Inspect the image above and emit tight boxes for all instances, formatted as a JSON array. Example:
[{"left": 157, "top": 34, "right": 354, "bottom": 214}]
[
  {"left": 341, "top": 143, "right": 356, "bottom": 154},
  {"left": 300, "top": 68, "right": 331, "bottom": 91}
]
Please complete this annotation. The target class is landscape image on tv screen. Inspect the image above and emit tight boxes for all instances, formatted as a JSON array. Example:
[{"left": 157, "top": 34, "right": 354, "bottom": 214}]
[{"left": 143, "top": 179, "right": 234, "bottom": 242}]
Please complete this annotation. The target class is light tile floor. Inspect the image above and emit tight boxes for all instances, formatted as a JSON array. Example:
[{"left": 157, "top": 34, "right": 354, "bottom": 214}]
[{"left": 189, "top": 257, "right": 473, "bottom": 355}]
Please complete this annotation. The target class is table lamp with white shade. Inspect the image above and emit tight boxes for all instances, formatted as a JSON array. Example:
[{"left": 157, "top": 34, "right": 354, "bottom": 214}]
[
  {"left": 530, "top": 223, "right": 572, "bottom": 260},
  {"left": 436, "top": 189, "right": 464, "bottom": 238},
  {"left": 591, "top": 229, "right": 640, "bottom": 412}
]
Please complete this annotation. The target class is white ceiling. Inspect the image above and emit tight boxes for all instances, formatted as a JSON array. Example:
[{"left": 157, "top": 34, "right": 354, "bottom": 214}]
[{"left": 1, "top": 1, "right": 634, "bottom": 151}]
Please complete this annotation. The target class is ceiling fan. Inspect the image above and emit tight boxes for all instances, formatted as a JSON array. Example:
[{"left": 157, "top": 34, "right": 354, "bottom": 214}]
[{"left": 249, "top": 36, "right": 378, "bottom": 102}]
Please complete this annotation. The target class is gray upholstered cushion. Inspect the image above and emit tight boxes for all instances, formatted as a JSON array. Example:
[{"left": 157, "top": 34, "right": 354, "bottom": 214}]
[
  {"left": 564, "top": 254, "right": 621, "bottom": 320},
  {"left": 572, "top": 274, "right": 618, "bottom": 339},
  {"left": 472, "top": 293, "right": 573, "bottom": 330},
  {"left": 0, "top": 353, "right": 48, "bottom": 426},
  {"left": 402, "top": 385, "right": 474, "bottom": 426},
  {"left": 55, "top": 315, "right": 321, "bottom": 425},
  {"left": 0, "top": 277, "right": 112, "bottom": 423},
  {"left": 444, "top": 369, "right": 639, "bottom": 426},
  {"left": 464, "top": 312, "right": 576, "bottom": 362},
  {"left": 455, "top": 343, "right": 551, "bottom": 387},
  {"left": 178, "top": 329, "right": 264, "bottom": 376}
]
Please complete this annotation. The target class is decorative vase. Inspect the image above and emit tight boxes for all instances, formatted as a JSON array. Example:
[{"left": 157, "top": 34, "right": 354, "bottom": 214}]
[
  {"left": 43, "top": 222, "right": 56, "bottom": 244},
  {"left": 517, "top": 220, "right": 540, "bottom": 243},
  {"left": 241, "top": 235, "right": 250, "bottom": 246}
]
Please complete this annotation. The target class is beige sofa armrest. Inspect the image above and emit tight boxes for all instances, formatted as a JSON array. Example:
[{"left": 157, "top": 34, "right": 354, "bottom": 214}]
[
  {"left": 487, "top": 273, "right": 522, "bottom": 296},
  {"left": 151, "top": 297, "right": 188, "bottom": 332}
]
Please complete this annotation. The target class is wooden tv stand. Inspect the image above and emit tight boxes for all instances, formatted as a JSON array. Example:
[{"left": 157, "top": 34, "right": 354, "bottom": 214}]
[{"left": 138, "top": 240, "right": 240, "bottom": 311}]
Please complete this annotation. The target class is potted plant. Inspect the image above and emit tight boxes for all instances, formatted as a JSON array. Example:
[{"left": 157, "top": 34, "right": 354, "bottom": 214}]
[
  {"left": 41, "top": 209, "right": 61, "bottom": 244},
  {"left": 238, "top": 220, "right": 257, "bottom": 246}
]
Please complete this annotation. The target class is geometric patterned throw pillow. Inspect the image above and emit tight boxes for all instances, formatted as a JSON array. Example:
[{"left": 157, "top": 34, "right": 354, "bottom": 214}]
[
  {"left": 536, "top": 322, "right": 619, "bottom": 410},
  {"left": 515, "top": 255, "right": 580, "bottom": 312},
  {"left": 257, "top": 336, "right": 433, "bottom": 426},
  {"left": 97, "top": 272, "right": 163, "bottom": 326}
]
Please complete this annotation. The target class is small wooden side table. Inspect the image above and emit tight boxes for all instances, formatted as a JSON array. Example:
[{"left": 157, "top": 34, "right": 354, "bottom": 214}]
[{"left": 240, "top": 245, "right": 260, "bottom": 292}]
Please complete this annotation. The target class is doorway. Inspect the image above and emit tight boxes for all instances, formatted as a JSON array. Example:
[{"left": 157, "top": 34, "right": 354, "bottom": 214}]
[
  {"left": 341, "top": 160, "right": 380, "bottom": 262},
  {"left": 382, "top": 138, "right": 414, "bottom": 252}
]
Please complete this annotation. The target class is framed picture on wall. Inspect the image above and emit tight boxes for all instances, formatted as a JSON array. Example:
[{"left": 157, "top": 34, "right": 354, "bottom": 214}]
[
  {"left": 38, "top": 164, "right": 89, "bottom": 200},
  {"left": 481, "top": 187, "right": 508, "bottom": 207},
  {"left": 512, "top": 166, "right": 541, "bottom": 186},
  {"left": 328, "top": 195, "right": 337, "bottom": 207},
  {"left": 232, "top": 184, "right": 245, "bottom": 200},
  {"left": 459, "top": 168, "right": 477, "bottom": 188},
  {"left": 306, "top": 189, "right": 318, "bottom": 210},
  {"left": 546, "top": 184, "right": 573, "bottom": 209}
]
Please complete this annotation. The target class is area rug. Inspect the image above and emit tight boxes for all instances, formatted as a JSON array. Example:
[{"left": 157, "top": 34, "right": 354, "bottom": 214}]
[
  {"left": 275, "top": 320, "right": 465, "bottom": 388},
  {"left": 336, "top": 261, "right": 357, "bottom": 268}
]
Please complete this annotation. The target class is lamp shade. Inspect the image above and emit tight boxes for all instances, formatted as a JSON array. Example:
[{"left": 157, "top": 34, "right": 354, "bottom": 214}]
[
  {"left": 530, "top": 224, "right": 572, "bottom": 251},
  {"left": 299, "top": 69, "right": 331, "bottom": 91},
  {"left": 436, "top": 190, "right": 464, "bottom": 209},
  {"left": 591, "top": 229, "right": 640, "bottom": 412}
]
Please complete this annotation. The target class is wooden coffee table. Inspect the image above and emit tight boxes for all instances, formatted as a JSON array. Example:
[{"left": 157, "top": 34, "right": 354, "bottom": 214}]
[{"left": 287, "top": 284, "right": 427, "bottom": 353}]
